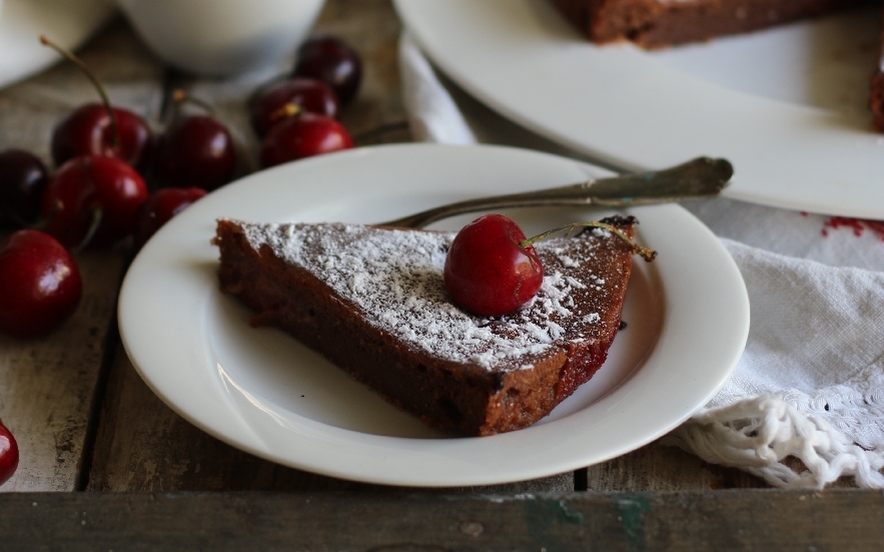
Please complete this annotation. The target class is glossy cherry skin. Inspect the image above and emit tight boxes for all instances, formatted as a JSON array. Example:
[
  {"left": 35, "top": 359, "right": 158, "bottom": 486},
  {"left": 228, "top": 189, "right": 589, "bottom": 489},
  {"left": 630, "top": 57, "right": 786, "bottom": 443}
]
[
  {"left": 0, "top": 149, "right": 49, "bottom": 227},
  {"left": 250, "top": 77, "right": 340, "bottom": 138},
  {"left": 51, "top": 103, "right": 154, "bottom": 173},
  {"left": 41, "top": 155, "right": 149, "bottom": 248},
  {"left": 444, "top": 214, "right": 544, "bottom": 317},
  {"left": 293, "top": 35, "right": 362, "bottom": 106},
  {"left": 0, "top": 229, "right": 82, "bottom": 338},
  {"left": 133, "top": 187, "right": 207, "bottom": 248},
  {"left": 154, "top": 115, "right": 237, "bottom": 191},
  {"left": 0, "top": 419, "right": 19, "bottom": 486},
  {"left": 260, "top": 112, "right": 353, "bottom": 168}
]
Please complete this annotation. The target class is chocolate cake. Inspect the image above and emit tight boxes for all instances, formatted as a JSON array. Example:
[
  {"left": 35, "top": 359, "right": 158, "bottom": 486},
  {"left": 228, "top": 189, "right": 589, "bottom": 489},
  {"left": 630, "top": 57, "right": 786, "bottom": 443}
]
[
  {"left": 214, "top": 217, "right": 639, "bottom": 436},
  {"left": 547, "top": 0, "right": 870, "bottom": 48}
]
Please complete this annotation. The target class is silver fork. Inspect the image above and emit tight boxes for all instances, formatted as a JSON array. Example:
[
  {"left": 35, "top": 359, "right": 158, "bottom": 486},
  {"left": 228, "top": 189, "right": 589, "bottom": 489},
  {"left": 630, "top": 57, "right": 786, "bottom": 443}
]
[{"left": 377, "top": 157, "right": 733, "bottom": 228}]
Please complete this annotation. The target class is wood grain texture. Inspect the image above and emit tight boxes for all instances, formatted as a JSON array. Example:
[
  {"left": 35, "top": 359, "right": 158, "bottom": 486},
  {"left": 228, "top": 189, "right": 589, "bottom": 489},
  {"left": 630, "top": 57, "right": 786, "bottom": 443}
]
[
  {"left": 1, "top": 489, "right": 882, "bottom": 551},
  {"left": 0, "top": 20, "right": 164, "bottom": 492}
]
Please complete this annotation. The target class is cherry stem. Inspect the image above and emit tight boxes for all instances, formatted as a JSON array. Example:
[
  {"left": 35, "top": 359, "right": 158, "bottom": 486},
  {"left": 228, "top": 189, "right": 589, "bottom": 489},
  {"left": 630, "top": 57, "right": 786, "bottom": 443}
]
[
  {"left": 73, "top": 205, "right": 103, "bottom": 254},
  {"left": 268, "top": 103, "right": 302, "bottom": 125},
  {"left": 171, "top": 89, "right": 217, "bottom": 117},
  {"left": 40, "top": 35, "right": 120, "bottom": 149},
  {"left": 520, "top": 221, "right": 657, "bottom": 262}
]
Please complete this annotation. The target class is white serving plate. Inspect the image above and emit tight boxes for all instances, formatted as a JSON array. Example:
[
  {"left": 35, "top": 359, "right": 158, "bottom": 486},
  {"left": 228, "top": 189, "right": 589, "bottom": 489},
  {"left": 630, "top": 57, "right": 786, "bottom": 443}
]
[
  {"left": 394, "top": 0, "right": 884, "bottom": 219},
  {"left": 118, "top": 143, "right": 749, "bottom": 487}
]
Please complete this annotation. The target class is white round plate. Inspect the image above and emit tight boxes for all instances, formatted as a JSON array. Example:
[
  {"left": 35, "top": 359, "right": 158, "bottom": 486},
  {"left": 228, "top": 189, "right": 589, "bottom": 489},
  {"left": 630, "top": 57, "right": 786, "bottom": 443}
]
[
  {"left": 394, "top": 0, "right": 884, "bottom": 219},
  {"left": 0, "top": 0, "right": 116, "bottom": 90},
  {"left": 119, "top": 144, "right": 749, "bottom": 487}
]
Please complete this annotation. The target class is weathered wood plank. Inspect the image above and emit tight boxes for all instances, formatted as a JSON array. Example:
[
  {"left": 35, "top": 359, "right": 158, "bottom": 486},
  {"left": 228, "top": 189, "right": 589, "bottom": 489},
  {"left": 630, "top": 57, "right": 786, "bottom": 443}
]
[
  {"left": 0, "top": 19, "right": 165, "bottom": 492},
  {"left": 1, "top": 489, "right": 882, "bottom": 551}
]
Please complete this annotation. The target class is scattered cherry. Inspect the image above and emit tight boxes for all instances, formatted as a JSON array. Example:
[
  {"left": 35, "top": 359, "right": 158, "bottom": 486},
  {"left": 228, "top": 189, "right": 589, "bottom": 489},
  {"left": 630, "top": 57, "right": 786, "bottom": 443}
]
[
  {"left": 260, "top": 112, "right": 353, "bottom": 168},
  {"left": 0, "top": 149, "right": 49, "bottom": 227},
  {"left": 250, "top": 77, "right": 340, "bottom": 138},
  {"left": 41, "top": 155, "right": 148, "bottom": 248},
  {"left": 444, "top": 214, "right": 543, "bottom": 317},
  {"left": 0, "top": 418, "right": 19, "bottom": 486},
  {"left": 293, "top": 35, "right": 363, "bottom": 106},
  {"left": 133, "top": 187, "right": 207, "bottom": 248},
  {"left": 51, "top": 103, "right": 154, "bottom": 173},
  {"left": 0, "top": 229, "right": 82, "bottom": 338},
  {"left": 154, "top": 114, "right": 237, "bottom": 190},
  {"left": 42, "top": 35, "right": 153, "bottom": 172}
]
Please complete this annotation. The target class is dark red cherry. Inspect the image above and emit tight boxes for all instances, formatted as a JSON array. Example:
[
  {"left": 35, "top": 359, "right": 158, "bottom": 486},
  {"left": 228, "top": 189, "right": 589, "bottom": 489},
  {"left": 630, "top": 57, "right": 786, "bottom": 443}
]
[
  {"left": 154, "top": 115, "right": 237, "bottom": 190},
  {"left": 293, "top": 35, "right": 362, "bottom": 106},
  {"left": 444, "top": 214, "right": 544, "bottom": 317},
  {"left": 250, "top": 77, "right": 340, "bottom": 138},
  {"left": 0, "top": 418, "right": 19, "bottom": 486},
  {"left": 41, "top": 155, "right": 149, "bottom": 248},
  {"left": 260, "top": 112, "right": 353, "bottom": 168},
  {"left": 0, "top": 229, "right": 82, "bottom": 338},
  {"left": 41, "top": 35, "right": 153, "bottom": 172},
  {"left": 51, "top": 103, "right": 154, "bottom": 173},
  {"left": 0, "top": 149, "right": 49, "bottom": 227},
  {"left": 133, "top": 187, "right": 207, "bottom": 248}
]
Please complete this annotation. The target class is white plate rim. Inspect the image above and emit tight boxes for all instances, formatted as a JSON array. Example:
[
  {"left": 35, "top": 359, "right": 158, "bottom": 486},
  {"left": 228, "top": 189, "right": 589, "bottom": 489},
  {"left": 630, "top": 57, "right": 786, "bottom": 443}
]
[
  {"left": 393, "top": 0, "right": 884, "bottom": 220},
  {"left": 118, "top": 143, "right": 749, "bottom": 487}
]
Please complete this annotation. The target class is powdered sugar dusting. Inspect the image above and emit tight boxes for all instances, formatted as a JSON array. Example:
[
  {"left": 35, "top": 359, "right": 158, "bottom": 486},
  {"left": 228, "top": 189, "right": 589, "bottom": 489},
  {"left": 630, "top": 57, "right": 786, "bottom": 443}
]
[{"left": 238, "top": 221, "right": 623, "bottom": 372}]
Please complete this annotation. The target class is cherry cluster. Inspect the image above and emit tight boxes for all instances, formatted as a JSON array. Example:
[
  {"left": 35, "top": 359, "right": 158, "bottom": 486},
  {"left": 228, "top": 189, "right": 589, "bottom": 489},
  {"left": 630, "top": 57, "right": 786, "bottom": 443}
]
[
  {"left": 0, "top": 34, "right": 364, "bottom": 487},
  {"left": 0, "top": 34, "right": 364, "bottom": 341},
  {"left": 251, "top": 35, "right": 361, "bottom": 168}
]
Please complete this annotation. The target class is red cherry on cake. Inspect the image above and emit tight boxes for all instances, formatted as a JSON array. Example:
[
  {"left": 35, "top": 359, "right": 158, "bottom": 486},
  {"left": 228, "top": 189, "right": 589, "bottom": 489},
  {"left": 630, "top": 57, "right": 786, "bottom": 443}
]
[
  {"left": 154, "top": 115, "right": 237, "bottom": 191},
  {"left": 293, "top": 35, "right": 362, "bottom": 106},
  {"left": 41, "top": 35, "right": 153, "bottom": 172},
  {"left": 0, "top": 149, "right": 49, "bottom": 227},
  {"left": 133, "top": 187, "right": 207, "bottom": 248},
  {"left": 444, "top": 214, "right": 544, "bottom": 317},
  {"left": 0, "top": 418, "right": 19, "bottom": 486},
  {"left": 250, "top": 77, "right": 340, "bottom": 138},
  {"left": 260, "top": 112, "right": 353, "bottom": 168},
  {"left": 41, "top": 155, "right": 148, "bottom": 248},
  {"left": 0, "top": 229, "right": 82, "bottom": 338}
]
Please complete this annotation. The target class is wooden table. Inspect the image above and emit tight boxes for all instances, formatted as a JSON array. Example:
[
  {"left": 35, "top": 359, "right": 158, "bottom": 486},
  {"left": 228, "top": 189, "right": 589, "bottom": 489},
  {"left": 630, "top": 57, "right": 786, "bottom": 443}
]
[{"left": 1, "top": 1, "right": 881, "bottom": 549}]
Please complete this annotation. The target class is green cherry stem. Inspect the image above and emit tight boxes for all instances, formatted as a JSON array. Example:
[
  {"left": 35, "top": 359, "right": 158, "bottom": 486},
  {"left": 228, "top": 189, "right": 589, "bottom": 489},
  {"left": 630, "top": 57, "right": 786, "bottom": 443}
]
[
  {"left": 171, "top": 89, "right": 217, "bottom": 117},
  {"left": 267, "top": 102, "right": 303, "bottom": 126},
  {"left": 520, "top": 221, "right": 657, "bottom": 262},
  {"left": 72, "top": 205, "right": 103, "bottom": 254},
  {"left": 40, "top": 35, "right": 120, "bottom": 149}
]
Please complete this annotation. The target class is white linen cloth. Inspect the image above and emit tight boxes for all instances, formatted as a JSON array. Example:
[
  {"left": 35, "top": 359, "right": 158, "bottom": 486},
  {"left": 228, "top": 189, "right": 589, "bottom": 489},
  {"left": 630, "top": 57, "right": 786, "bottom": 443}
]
[{"left": 399, "top": 32, "right": 884, "bottom": 488}]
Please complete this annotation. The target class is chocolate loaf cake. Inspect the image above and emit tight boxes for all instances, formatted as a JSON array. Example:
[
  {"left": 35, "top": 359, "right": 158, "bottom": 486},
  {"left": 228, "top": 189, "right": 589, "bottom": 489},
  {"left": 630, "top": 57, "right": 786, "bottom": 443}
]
[
  {"left": 548, "top": 0, "right": 869, "bottom": 48},
  {"left": 214, "top": 217, "right": 639, "bottom": 436}
]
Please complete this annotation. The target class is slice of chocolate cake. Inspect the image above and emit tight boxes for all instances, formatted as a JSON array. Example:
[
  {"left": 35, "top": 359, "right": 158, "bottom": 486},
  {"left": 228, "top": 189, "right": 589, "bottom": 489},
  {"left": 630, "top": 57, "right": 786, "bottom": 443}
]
[
  {"left": 548, "top": 0, "right": 869, "bottom": 48},
  {"left": 213, "top": 217, "right": 639, "bottom": 436}
]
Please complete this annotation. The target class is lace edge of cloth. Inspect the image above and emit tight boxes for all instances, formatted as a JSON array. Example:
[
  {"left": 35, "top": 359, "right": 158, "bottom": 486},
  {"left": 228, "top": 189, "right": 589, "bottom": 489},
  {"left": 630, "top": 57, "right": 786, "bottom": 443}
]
[{"left": 662, "top": 394, "right": 884, "bottom": 489}]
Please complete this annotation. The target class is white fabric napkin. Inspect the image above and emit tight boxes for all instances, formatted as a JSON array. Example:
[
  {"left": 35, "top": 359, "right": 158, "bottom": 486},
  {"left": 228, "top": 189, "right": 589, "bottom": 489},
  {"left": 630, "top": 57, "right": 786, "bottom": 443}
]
[{"left": 398, "top": 31, "right": 884, "bottom": 488}]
